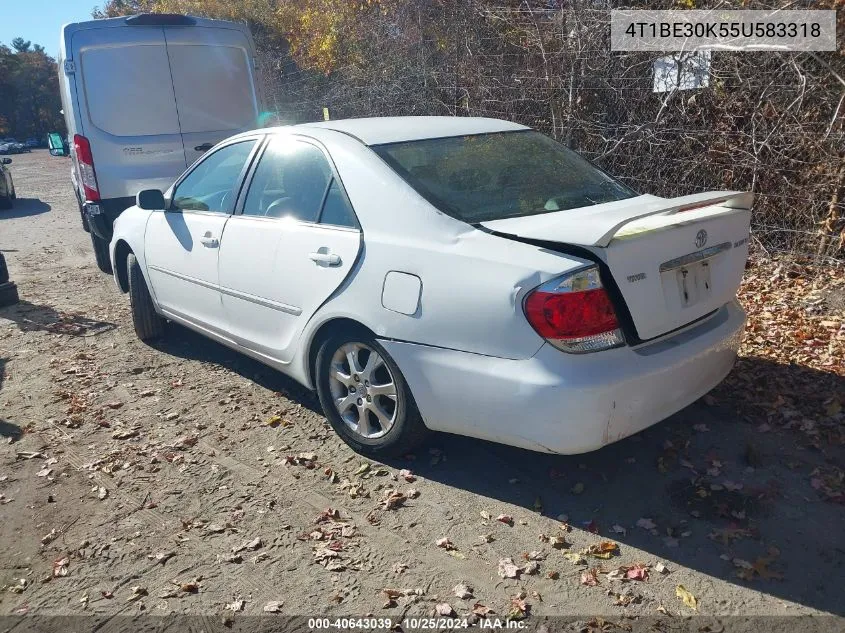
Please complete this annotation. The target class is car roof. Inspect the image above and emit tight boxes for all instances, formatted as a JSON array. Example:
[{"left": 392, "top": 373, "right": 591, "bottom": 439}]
[{"left": 288, "top": 116, "right": 529, "bottom": 146}]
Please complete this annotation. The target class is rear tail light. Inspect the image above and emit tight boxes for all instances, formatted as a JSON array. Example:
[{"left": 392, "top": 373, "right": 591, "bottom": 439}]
[
  {"left": 73, "top": 134, "right": 100, "bottom": 201},
  {"left": 523, "top": 266, "right": 625, "bottom": 353}
]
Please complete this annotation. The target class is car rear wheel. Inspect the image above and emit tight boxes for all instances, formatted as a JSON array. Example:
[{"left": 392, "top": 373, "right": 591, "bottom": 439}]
[
  {"left": 127, "top": 253, "right": 164, "bottom": 342},
  {"left": 91, "top": 233, "right": 112, "bottom": 274},
  {"left": 316, "top": 332, "right": 429, "bottom": 458}
]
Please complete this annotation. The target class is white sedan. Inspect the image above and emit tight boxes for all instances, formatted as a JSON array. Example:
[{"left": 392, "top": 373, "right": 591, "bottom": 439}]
[{"left": 110, "top": 117, "right": 750, "bottom": 457}]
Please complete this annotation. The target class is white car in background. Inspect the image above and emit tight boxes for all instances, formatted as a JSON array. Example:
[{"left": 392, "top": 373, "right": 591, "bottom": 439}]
[{"left": 110, "top": 116, "right": 751, "bottom": 457}]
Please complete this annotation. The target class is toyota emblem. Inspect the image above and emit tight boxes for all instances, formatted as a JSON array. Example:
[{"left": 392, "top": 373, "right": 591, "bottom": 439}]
[{"left": 695, "top": 229, "right": 708, "bottom": 249}]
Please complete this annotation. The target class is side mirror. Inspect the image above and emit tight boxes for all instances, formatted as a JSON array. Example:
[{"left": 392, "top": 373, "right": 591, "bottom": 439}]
[
  {"left": 1, "top": 158, "right": 11, "bottom": 165},
  {"left": 47, "top": 132, "right": 67, "bottom": 157},
  {"left": 137, "top": 189, "right": 166, "bottom": 210}
]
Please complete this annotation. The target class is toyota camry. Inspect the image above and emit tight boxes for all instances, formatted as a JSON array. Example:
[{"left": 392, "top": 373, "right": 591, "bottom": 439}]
[{"left": 109, "top": 117, "right": 751, "bottom": 457}]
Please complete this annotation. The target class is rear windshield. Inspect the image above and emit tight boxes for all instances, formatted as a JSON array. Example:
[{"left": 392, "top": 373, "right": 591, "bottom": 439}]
[
  {"left": 81, "top": 45, "right": 181, "bottom": 137},
  {"left": 372, "top": 131, "right": 636, "bottom": 223},
  {"left": 168, "top": 44, "right": 257, "bottom": 133}
]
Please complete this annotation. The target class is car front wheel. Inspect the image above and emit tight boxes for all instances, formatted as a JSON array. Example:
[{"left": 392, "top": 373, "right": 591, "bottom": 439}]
[
  {"left": 316, "top": 332, "right": 429, "bottom": 458},
  {"left": 127, "top": 253, "right": 164, "bottom": 342}
]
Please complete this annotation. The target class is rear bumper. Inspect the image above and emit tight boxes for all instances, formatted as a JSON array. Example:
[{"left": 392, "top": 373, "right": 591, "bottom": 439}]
[
  {"left": 83, "top": 196, "right": 134, "bottom": 240},
  {"left": 382, "top": 300, "right": 745, "bottom": 454}
]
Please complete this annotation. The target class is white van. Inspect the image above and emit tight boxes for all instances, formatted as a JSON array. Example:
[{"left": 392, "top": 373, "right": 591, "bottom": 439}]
[{"left": 58, "top": 13, "right": 263, "bottom": 272}]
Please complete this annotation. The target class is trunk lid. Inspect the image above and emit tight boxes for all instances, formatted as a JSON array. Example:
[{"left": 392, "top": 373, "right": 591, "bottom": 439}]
[{"left": 482, "top": 191, "right": 753, "bottom": 341}]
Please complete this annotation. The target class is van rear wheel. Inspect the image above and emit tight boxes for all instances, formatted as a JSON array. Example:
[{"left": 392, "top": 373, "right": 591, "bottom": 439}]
[{"left": 91, "top": 233, "right": 112, "bottom": 274}]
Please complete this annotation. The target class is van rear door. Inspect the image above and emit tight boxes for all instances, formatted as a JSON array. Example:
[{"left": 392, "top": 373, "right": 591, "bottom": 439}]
[
  {"left": 72, "top": 26, "right": 187, "bottom": 199},
  {"left": 163, "top": 26, "right": 259, "bottom": 166}
]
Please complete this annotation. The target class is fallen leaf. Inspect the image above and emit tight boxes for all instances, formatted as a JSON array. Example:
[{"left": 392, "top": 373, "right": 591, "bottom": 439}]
[
  {"left": 263, "top": 601, "right": 283, "bottom": 613},
  {"left": 381, "top": 489, "right": 407, "bottom": 510},
  {"left": 675, "top": 584, "right": 698, "bottom": 611},
  {"left": 580, "top": 568, "right": 599, "bottom": 586},
  {"left": 472, "top": 603, "right": 494, "bottom": 616},
  {"left": 610, "top": 524, "right": 627, "bottom": 536},
  {"left": 508, "top": 596, "right": 529, "bottom": 620},
  {"left": 549, "top": 535, "right": 569, "bottom": 549},
  {"left": 496, "top": 514, "right": 514, "bottom": 526},
  {"left": 498, "top": 557, "right": 521, "bottom": 579},
  {"left": 636, "top": 518, "right": 657, "bottom": 530},
  {"left": 564, "top": 552, "right": 586, "bottom": 565},
  {"left": 436, "top": 537, "right": 456, "bottom": 551},
  {"left": 585, "top": 541, "right": 619, "bottom": 559},
  {"left": 52, "top": 557, "right": 69, "bottom": 577},
  {"left": 453, "top": 583, "right": 473, "bottom": 599},
  {"left": 226, "top": 598, "right": 245, "bottom": 612},
  {"left": 127, "top": 586, "right": 147, "bottom": 602},
  {"left": 435, "top": 602, "right": 454, "bottom": 616},
  {"left": 399, "top": 468, "right": 416, "bottom": 482},
  {"left": 571, "top": 482, "right": 585, "bottom": 494},
  {"left": 606, "top": 568, "right": 626, "bottom": 581},
  {"left": 655, "top": 562, "right": 669, "bottom": 574},
  {"left": 626, "top": 563, "right": 649, "bottom": 581},
  {"left": 232, "top": 537, "right": 262, "bottom": 554}
]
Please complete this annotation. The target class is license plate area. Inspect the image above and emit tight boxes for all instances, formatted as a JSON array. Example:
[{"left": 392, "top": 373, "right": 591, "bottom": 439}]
[{"left": 675, "top": 261, "right": 712, "bottom": 307}]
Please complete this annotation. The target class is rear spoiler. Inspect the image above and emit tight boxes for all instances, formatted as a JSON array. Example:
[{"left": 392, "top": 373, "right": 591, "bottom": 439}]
[{"left": 587, "top": 191, "right": 753, "bottom": 247}]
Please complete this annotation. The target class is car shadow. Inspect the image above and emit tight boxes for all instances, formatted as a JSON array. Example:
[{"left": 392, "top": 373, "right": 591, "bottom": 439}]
[
  {"left": 0, "top": 198, "right": 50, "bottom": 220},
  {"left": 387, "top": 357, "right": 845, "bottom": 615},
  {"left": 138, "top": 323, "right": 845, "bottom": 614},
  {"left": 151, "top": 322, "right": 322, "bottom": 415},
  {"left": 0, "top": 300, "right": 116, "bottom": 336}
]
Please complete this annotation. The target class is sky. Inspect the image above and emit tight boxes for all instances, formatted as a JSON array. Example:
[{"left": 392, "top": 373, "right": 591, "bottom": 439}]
[{"left": 0, "top": 0, "right": 105, "bottom": 57}]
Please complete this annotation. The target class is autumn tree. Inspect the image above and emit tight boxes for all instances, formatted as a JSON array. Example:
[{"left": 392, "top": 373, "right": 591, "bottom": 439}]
[{"left": 0, "top": 41, "right": 64, "bottom": 139}]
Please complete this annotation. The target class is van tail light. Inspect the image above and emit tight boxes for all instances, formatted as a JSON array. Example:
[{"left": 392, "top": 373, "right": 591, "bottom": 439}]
[
  {"left": 73, "top": 134, "right": 100, "bottom": 201},
  {"left": 523, "top": 266, "right": 625, "bottom": 353}
]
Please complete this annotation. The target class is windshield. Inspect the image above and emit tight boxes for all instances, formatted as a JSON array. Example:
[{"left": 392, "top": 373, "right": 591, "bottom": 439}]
[{"left": 372, "top": 130, "right": 636, "bottom": 223}]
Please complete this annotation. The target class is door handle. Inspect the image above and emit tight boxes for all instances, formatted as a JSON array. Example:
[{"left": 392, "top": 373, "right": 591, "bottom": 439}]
[
  {"left": 200, "top": 232, "right": 219, "bottom": 248},
  {"left": 194, "top": 142, "right": 214, "bottom": 152},
  {"left": 308, "top": 250, "right": 341, "bottom": 266}
]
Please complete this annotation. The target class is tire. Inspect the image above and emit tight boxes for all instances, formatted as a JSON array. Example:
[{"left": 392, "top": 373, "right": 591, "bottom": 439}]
[
  {"left": 91, "top": 232, "right": 112, "bottom": 274},
  {"left": 76, "top": 193, "right": 89, "bottom": 232},
  {"left": 315, "top": 331, "right": 430, "bottom": 458},
  {"left": 0, "top": 253, "right": 8, "bottom": 284},
  {"left": 0, "top": 282, "right": 19, "bottom": 308},
  {"left": 127, "top": 253, "right": 164, "bottom": 342}
]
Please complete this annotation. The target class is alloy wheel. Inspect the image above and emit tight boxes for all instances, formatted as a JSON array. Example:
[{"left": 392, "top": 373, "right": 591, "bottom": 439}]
[{"left": 328, "top": 342, "right": 398, "bottom": 439}]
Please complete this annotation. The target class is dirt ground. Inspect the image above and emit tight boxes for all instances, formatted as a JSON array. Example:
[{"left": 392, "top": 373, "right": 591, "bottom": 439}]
[{"left": 0, "top": 151, "right": 843, "bottom": 625}]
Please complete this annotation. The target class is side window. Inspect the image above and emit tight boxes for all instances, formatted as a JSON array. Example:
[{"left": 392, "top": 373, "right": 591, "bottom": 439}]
[
  {"left": 242, "top": 138, "right": 331, "bottom": 222},
  {"left": 172, "top": 140, "right": 256, "bottom": 213},
  {"left": 320, "top": 180, "right": 358, "bottom": 228}
]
